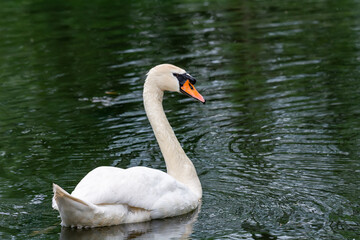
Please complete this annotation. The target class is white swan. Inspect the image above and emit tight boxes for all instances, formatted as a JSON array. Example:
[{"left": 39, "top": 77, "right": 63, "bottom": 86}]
[{"left": 52, "top": 64, "right": 205, "bottom": 228}]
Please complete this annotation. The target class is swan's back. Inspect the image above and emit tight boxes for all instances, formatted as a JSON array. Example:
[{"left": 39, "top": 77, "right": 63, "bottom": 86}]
[
  {"left": 71, "top": 166, "right": 199, "bottom": 218},
  {"left": 53, "top": 166, "right": 199, "bottom": 227}
]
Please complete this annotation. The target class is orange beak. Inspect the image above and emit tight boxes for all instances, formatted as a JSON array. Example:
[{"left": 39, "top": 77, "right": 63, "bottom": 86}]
[{"left": 180, "top": 80, "right": 205, "bottom": 103}]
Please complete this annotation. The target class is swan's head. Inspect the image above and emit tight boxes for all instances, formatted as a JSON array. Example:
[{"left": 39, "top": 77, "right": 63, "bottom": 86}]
[{"left": 146, "top": 64, "right": 205, "bottom": 103}]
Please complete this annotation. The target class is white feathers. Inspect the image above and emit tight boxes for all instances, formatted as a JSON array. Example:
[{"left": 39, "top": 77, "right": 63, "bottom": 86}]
[{"left": 71, "top": 166, "right": 199, "bottom": 219}]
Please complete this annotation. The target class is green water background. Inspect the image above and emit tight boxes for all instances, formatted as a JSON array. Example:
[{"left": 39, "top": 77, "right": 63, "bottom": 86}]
[{"left": 0, "top": 0, "right": 359, "bottom": 239}]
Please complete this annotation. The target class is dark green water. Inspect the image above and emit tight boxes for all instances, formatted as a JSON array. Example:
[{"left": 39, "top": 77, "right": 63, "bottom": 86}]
[{"left": 1, "top": 0, "right": 360, "bottom": 239}]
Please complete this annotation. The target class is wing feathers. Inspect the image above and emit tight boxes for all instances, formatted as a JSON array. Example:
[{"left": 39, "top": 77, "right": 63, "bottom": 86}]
[{"left": 52, "top": 166, "right": 199, "bottom": 227}]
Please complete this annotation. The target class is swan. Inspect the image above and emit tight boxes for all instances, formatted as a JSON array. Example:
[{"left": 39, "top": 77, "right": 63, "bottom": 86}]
[{"left": 52, "top": 64, "right": 205, "bottom": 228}]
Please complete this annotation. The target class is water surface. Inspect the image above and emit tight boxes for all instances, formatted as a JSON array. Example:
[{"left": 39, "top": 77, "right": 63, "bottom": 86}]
[{"left": 0, "top": 0, "right": 359, "bottom": 239}]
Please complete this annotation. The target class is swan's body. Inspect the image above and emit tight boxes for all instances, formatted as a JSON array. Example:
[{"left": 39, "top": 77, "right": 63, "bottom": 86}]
[{"left": 52, "top": 64, "right": 205, "bottom": 228}]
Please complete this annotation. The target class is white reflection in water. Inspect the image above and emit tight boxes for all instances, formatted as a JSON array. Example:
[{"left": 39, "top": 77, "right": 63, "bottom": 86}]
[{"left": 59, "top": 205, "right": 200, "bottom": 240}]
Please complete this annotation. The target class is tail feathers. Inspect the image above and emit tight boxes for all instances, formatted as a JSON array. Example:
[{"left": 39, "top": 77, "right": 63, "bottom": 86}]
[
  {"left": 52, "top": 183, "right": 96, "bottom": 227},
  {"left": 52, "top": 183, "right": 151, "bottom": 227},
  {"left": 53, "top": 183, "right": 89, "bottom": 208}
]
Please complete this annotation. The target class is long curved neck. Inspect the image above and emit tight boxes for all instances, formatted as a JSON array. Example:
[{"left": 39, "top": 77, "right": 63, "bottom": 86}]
[{"left": 143, "top": 79, "right": 202, "bottom": 199}]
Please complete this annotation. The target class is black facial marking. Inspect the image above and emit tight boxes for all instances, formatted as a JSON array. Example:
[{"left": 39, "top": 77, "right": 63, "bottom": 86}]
[{"left": 173, "top": 72, "right": 197, "bottom": 87}]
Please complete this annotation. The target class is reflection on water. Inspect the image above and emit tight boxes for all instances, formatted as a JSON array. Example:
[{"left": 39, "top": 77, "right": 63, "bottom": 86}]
[
  {"left": 60, "top": 207, "right": 199, "bottom": 240},
  {"left": 0, "top": 0, "right": 360, "bottom": 239}
]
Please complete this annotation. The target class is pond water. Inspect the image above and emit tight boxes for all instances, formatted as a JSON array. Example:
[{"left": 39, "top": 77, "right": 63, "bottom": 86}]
[{"left": 1, "top": 0, "right": 360, "bottom": 239}]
